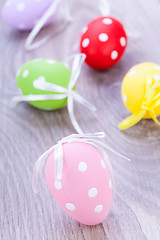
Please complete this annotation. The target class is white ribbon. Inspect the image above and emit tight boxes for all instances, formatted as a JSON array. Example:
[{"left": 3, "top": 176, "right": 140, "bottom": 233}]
[
  {"left": 99, "top": 0, "right": 111, "bottom": 16},
  {"left": 25, "top": 0, "right": 72, "bottom": 50},
  {"left": 13, "top": 53, "right": 96, "bottom": 134},
  {"left": 69, "top": 0, "right": 111, "bottom": 55},
  {"left": 33, "top": 132, "right": 130, "bottom": 193}
]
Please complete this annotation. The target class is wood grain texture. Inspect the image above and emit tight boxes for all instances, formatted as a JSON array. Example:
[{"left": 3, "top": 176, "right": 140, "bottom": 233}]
[{"left": 1, "top": 0, "right": 160, "bottom": 239}]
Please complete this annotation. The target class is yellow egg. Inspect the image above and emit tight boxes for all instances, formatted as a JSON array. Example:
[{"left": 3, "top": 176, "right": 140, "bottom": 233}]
[{"left": 119, "top": 62, "right": 160, "bottom": 130}]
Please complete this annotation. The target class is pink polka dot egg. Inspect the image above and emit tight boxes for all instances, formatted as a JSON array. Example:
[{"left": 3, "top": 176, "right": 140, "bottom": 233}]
[
  {"left": 35, "top": 135, "right": 113, "bottom": 225},
  {"left": 2, "top": 0, "right": 57, "bottom": 30}
]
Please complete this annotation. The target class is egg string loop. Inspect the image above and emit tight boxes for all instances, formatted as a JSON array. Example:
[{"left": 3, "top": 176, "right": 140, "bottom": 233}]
[
  {"left": 99, "top": 0, "right": 140, "bottom": 40},
  {"left": 25, "top": 0, "right": 72, "bottom": 50},
  {"left": 99, "top": 0, "right": 111, "bottom": 16},
  {"left": 32, "top": 132, "right": 131, "bottom": 193},
  {"left": 13, "top": 53, "right": 96, "bottom": 134},
  {"left": 67, "top": 0, "right": 111, "bottom": 56},
  {"left": 119, "top": 73, "right": 160, "bottom": 130}
]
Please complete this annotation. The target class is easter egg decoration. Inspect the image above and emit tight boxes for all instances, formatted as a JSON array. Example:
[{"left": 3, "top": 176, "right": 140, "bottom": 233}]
[
  {"left": 80, "top": 16, "right": 127, "bottom": 70},
  {"left": 33, "top": 132, "right": 114, "bottom": 225},
  {"left": 13, "top": 54, "right": 96, "bottom": 134},
  {"left": 119, "top": 62, "right": 160, "bottom": 130},
  {"left": 2, "top": 0, "right": 56, "bottom": 31},
  {"left": 1, "top": 0, "right": 71, "bottom": 50},
  {"left": 79, "top": 0, "right": 127, "bottom": 71},
  {"left": 33, "top": 132, "right": 130, "bottom": 225}
]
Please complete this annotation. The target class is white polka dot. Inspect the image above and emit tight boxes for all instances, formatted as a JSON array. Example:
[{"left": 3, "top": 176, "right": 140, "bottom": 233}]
[
  {"left": 16, "top": 2, "right": 26, "bottom": 12},
  {"left": 128, "top": 69, "right": 136, "bottom": 76},
  {"left": 122, "top": 93, "right": 127, "bottom": 103},
  {"left": 153, "top": 74, "right": 160, "bottom": 81},
  {"left": 111, "top": 50, "right": 118, "bottom": 60},
  {"left": 18, "top": 23, "right": 25, "bottom": 30},
  {"left": 95, "top": 205, "right": 103, "bottom": 213},
  {"left": 22, "top": 69, "right": 29, "bottom": 78},
  {"left": 154, "top": 65, "right": 160, "bottom": 71},
  {"left": 101, "top": 159, "right": 106, "bottom": 169},
  {"left": 82, "top": 26, "right": 88, "bottom": 34},
  {"left": 46, "top": 60, "right": 56, "bottom": 64},
  {"left": 55, "top": 181, "right": 62, "bottom": 190},
  {"left": 66, "top": 203, "right": 75, "bottom": 211},
  {"left": 99, "top": 33, "right": 109, "bottom": 42},
  {"left": 88, "top": 188, "right": 98, "bottom": 198},
  {"left": 103, "top": 18, "right": 112, "bottom": 25},
  {"left": 78, "top": 162, "right": 87, "bottom": 172},
  {"left": 120, "top": 37, "right": 126, "bottom": 47},
  {"left": 82, "top": 38, "right": 90, "bottom": 48},
  {"left": 109, "top": 178, "right": 112, "bottom": 188}
]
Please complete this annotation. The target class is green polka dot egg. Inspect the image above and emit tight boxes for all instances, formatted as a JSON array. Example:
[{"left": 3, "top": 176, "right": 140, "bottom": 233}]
[{"left": 16, "top": 58, "right": 73, "bottom": 110}]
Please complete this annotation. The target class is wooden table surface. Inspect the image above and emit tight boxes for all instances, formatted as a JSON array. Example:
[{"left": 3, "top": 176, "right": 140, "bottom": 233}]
[{"left": 1, "top": 0, "right": 160, "bottom": 239}]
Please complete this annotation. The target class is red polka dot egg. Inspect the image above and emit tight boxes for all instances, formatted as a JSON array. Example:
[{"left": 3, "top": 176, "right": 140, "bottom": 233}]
[{"left": 80, "top": 16, "right": 127, "bottom": 70}]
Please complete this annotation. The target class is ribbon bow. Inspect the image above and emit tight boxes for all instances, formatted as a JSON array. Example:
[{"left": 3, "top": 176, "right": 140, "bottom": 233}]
[
  {"left": 33, "top": 132, "right": 130, "bottom": 193},
  {"left": 119, "top": 73, "right": 160, "bottom": 130},
  {"left": 13, "top": 54, "right": 96, "bottom": 134},
  {"left": 25, "top": 0, "right": 72, "bottom": 50}
]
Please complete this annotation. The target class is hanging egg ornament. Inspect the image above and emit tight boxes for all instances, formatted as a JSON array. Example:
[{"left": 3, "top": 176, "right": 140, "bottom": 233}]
[
  {"left": 16, "top": 58, "right": 72, "bottom": 110},
  {"left": 1, "top": 0, "right": 56, "bottom": 31},
  {"left": 119, "top": 62, "right": 160, "bottom": 130},
  {"left": 13, "top": 54, "right": 96, "bottom": 134},
  {"left": 80, "top": 16, "right": 127, "bottom": 70},
  {"left": 34, "top": 133, "right": 113, "bottom": 225}
]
